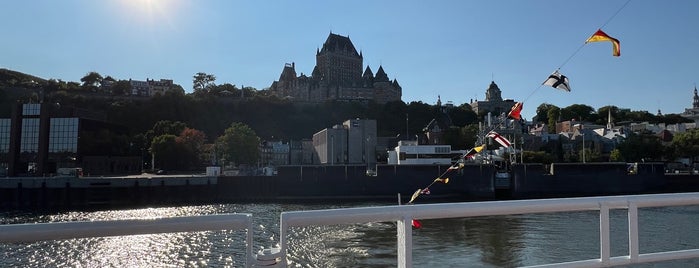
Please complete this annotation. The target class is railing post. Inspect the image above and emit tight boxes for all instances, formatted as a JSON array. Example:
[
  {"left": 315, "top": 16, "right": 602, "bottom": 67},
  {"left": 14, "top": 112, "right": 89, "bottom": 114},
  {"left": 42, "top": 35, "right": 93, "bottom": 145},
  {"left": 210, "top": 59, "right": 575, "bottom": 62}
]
[
  {"left": 600, "top": 203, "right": 611, "bottom": 264},
  {"left": 397, "top": 215, "right": 413, "bottom": 268},
  {"left": 279, "top": 216, "right": 289, "bottom": 267},
  {"left": 628, "top": 202, "right": 639, "bottom": 262},
  {"left": 247, "top": 217, "right": 255, "bottom": 267}
]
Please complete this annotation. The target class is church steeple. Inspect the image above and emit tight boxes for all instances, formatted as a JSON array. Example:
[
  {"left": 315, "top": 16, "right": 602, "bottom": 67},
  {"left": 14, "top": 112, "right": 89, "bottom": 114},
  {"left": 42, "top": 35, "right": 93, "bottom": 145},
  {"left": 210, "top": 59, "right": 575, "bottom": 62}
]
[{"left": 693, "top": 86, "right": 699, "bottom": 109}]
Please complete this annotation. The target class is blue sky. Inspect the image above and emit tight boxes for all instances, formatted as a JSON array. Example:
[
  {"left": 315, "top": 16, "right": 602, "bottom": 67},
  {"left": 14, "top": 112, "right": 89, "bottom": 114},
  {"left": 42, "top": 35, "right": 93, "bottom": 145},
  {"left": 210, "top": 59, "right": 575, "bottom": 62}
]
[{"left": 2, "top": 0, "right": 698, "bottom": 119}]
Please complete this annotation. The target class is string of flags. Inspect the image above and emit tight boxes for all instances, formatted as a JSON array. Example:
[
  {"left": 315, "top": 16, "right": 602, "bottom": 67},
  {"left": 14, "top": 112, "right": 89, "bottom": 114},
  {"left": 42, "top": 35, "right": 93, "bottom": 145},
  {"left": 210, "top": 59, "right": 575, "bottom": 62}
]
[
  {"left": 407, "top": 130, "right": 512, "bottom": 228},
  {"left": 409, "top": 3, "right": 627, "bottom": 229},
  {"left": 509, "top": 28, "right": 621, "bottom": 122}
]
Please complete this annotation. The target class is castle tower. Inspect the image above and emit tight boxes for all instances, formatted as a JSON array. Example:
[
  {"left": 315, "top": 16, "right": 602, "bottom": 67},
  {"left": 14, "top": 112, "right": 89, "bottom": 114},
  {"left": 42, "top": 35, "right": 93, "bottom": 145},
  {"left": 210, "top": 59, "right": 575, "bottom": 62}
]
[
  {"left": 315, "top": 33, "right": 363, "bottom": 86},
  {"left": 269, "top": 33, "right": 401, "bottom": 104}
]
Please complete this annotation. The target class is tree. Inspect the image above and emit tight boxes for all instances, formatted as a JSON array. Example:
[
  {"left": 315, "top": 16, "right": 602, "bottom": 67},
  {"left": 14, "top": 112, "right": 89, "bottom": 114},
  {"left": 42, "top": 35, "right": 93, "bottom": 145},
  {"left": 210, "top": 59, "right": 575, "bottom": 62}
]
[
  {"left": 448, "top": 105, "right": 477, "bottom": 127},
  {"left": 609, "top": 149, "right": 623, "bottom": 162},
  {"left": 617, "top": 132, "right": 664, "bottom": 162},
  {"left": 150, "top": 134, "right": 179, "bottom": 170},
  {"left": 669, "top": 128, "right": 699, "bottom": 161},
  {"left": 103, "top": 76, "right": 116, "bottom": 83},
  {"left": 561, "top": 104, "right": 596, "bottom": 122},
  {"left": 534, "top": 103, "right": 557, "bottom": 123},
  {"left": 177, "top": 127, "right": 207, "bottom": 169},
  {"left": 217, "top": 122, "right": 260, "bottom": 166},
  {"left": 522, "top": 151, "right": 554, "bottom": 164},
  {"left": 193, "top": 72, "right": 216, "bottom": 93},
  {"left": 80, "top": 71, "right": 103, "bottom": 89},
  {"left": 547, "top": 106, "right": 560, "bottom": 133}
]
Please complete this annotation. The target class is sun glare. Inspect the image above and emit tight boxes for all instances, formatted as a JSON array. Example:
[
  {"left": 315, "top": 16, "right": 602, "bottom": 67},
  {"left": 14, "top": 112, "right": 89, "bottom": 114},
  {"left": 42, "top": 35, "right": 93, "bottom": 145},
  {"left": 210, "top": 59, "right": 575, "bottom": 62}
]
[{"left": 119, "top": 0, "right": 182, "bottom": 18}]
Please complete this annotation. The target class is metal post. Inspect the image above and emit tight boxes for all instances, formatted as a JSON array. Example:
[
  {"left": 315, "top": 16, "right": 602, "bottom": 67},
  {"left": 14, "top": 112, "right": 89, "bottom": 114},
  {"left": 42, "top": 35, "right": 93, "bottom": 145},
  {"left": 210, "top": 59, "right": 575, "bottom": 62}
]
[
  {"left": 397, "top": 215, "right": 413, "bottom": 268},
  {"left": 600, "top": 203, "right": 611, "bottom": 264},
  {"left": 628, "top": 202, "right": 639, "bottom": 262}
]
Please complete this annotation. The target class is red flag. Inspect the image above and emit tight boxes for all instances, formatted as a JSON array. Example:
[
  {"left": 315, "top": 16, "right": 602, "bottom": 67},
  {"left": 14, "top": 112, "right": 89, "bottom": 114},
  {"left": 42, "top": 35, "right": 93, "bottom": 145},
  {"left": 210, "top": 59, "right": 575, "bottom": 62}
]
[
  {"left": 412, "top": 219, "right": 422, "bottom": 229},
  {"left": 508, "top": 102, "right": 523, "bottom": 120}
]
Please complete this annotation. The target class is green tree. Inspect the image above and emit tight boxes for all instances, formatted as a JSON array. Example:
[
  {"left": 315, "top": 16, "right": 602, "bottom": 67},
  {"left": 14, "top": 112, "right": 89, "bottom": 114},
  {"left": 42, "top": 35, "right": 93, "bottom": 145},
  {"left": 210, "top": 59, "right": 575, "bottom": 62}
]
[
  {"left": 535, "top": 103, "right": 557, "bottom": 123},
  {"left": 561, "top": 104, "right": 596, "bottom": 122},
  {"left": 547, "top": 106, "right": 560, "bottom": 133},
  {"left": 80, "top": 71, "right": 103, "bottom": 89},
  {"left": 448, "top": 104, "right": 477, "bottom": 127},
  {"left": 522, "top": 151, "right": 554, "bottom": 164},
  {"left": 217, "top": 122, "right": 260, "bottom": 166},
  {"left": 617, "top": 132, "right": 664, "bottom": 162},
  {"left": 150, "top": 134, "right": 179, "bottom": 170},
  {"left": 193, "top": 72, "right": 216, "bottom": 93},
  {"left": 609, "top": 149, "right": 623, "bottom": 162},
  {"left": 669, "top": 128, "right": 699, "bottom": 160}
]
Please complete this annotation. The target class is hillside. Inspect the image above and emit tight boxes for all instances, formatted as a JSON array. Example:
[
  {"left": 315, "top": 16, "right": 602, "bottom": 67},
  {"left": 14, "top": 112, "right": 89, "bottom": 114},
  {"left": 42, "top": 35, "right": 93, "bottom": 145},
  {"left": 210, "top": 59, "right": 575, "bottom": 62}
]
[{"left": 0, "top": 68, "right": 47, "bottom": 87}]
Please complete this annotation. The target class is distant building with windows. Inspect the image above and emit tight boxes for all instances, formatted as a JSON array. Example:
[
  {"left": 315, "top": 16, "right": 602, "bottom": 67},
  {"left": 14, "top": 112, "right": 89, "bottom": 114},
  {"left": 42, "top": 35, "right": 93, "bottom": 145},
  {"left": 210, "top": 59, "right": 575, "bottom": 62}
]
[
  {"left": 128, "top": 78, "right": 180, "bottom": 97},
  {"left": 470, "top": 81, "right": 518, "bottom": 117},
  {"left": 312, "top": 119, "right": 377, "bottom": 165},
  {"left": 1, "top": 103, "right": 140, "bottom": 177},
  {"left": 269, "top": 33, "right": 402, "bottom": 104}
]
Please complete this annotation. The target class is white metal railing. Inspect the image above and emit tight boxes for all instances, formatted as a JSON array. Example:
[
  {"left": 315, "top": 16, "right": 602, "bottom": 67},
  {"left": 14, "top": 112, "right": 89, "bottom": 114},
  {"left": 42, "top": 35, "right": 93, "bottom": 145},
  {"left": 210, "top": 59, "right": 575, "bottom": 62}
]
[
  {"left": 280, "top": 192, "right": 699, "bottom": 268},
  {"left": 2, "top": 193, "right": 698, "bottom": 267},
  {"left": 0, "top": 213, "right": 254, "bottom": 266}
]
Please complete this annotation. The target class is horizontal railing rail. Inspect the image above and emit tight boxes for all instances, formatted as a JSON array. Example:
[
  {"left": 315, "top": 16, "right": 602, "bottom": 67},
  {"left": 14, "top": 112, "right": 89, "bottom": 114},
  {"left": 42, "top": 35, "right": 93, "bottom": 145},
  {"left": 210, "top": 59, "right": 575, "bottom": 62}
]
[
  {"left": 2, "top": 193, "right": 698, "bottom": 267},
  {"left": 280, "top": 192, "right": 699, "bottom": 268},
  {"left": 0, "top": 213, "right": 254, "bottom": 266}
]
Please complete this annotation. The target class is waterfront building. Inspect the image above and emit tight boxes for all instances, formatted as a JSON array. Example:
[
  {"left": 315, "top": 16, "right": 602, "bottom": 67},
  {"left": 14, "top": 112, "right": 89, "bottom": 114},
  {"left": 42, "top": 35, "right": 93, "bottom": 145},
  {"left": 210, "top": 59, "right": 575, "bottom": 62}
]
[
  {"left": 312, "top": 119, "right": 377, "bottom": 165},
  {"left": 0, "top": 103, "right": 140, "bottom": 177},
  {"left": 268, "top": 33, "right": 402, "bottom": 104},
  {"left": 259, "top": 141, "right": 290, "bottom": 166}
]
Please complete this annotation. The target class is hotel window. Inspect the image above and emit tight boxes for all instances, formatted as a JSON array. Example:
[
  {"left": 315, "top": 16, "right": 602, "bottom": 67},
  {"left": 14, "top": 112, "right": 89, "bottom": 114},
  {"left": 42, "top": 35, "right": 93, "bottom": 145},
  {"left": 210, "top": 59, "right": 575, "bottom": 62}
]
[
  {"left": 20, "top": 118, "right": 40, "bottom": 153},
  {"left": 22, "top": 104, "right": 41, "bottom": 116},
  {"left": 0, "top": 119, "right": 10, "bottom": 153},
  {"left": 49, "top": 118, "right": 79, "bottom": 153}
]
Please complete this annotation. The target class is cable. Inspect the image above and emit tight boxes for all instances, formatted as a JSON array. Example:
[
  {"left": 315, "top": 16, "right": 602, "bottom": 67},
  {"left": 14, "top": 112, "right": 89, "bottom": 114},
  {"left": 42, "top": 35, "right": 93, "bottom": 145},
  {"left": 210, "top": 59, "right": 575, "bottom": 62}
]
[{"left": 519, "top": 0, "right": 632, "bottom": 105}]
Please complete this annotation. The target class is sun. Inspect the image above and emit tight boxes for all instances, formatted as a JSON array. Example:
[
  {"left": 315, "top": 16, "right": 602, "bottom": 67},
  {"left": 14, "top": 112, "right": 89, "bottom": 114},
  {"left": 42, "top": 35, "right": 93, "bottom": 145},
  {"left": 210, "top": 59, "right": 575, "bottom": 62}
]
[
  {"left": 119, "top": 0, "right": 180, "bottom": 17},
  {"left": 115, "top": 0, "right": 184, "bottom": 28}
]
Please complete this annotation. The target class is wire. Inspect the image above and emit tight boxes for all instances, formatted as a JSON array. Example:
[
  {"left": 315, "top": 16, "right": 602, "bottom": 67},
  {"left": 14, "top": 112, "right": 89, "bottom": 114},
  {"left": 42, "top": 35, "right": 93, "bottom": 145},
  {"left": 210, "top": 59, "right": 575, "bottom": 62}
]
[{"left": 519, "top": 0, "right": 632, "bottom": 105}]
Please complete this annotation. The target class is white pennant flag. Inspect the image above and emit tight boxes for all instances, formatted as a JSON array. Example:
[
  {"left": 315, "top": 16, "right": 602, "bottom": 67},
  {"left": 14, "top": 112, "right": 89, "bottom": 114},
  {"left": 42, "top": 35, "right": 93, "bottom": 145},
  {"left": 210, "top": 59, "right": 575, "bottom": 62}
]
[
  {"left": 543, "top": 70, "right": 571, "bottom": 92},
  {"left": 487, "top": 131, "right": 512, "bottom": 148}
]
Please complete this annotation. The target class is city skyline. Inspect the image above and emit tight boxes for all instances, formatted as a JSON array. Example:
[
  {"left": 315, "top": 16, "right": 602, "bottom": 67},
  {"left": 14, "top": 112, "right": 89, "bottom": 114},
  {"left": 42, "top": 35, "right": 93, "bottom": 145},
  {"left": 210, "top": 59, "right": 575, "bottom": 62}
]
[{"left": 2, "top": 0, "right": 699, "bottom": 119}]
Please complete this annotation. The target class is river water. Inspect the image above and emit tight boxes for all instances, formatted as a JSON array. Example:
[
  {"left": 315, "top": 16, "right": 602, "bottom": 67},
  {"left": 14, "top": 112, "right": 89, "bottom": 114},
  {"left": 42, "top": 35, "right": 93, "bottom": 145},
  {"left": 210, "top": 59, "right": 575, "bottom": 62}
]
[{"left": 1, "top": 202, "right": 698, "bottom": 267}]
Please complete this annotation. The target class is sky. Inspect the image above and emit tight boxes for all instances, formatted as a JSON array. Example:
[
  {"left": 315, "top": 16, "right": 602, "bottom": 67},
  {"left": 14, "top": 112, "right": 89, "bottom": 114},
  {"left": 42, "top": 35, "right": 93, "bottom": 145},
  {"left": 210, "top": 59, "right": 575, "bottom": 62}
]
[{"left": 2, "top": 0, "right": 699, "bottom": 120}]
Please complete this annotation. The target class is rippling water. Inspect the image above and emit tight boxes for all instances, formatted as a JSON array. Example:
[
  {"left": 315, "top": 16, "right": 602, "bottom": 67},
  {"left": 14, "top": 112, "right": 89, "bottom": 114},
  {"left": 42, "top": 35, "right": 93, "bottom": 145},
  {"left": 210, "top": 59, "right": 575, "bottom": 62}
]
[{"left": 1, "top": 203, "right": 698, "bottom": 267}]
